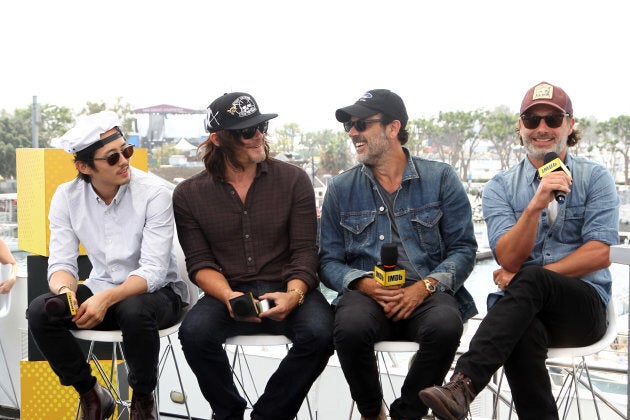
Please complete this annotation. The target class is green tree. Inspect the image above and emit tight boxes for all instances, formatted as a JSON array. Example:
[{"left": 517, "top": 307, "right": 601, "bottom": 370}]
[
  {"left": 597, "top": 116, "right": 630, "bottom": 184},
  {"left": 275, "top": 123, "right": 301, "bottom": 153},
  {"left": 0, "top": 104, "right": 73, "bottom": 179},
  {"left": 434, "top": 110, "right": 485, "bottom": 180},
  {"left": 319, "top": 130, "right": 352, "bottom": 174},
  {"left": 481, "top": 107, "right": 520, "bottom": 171},
  {"left": 407, "top": 117, "right": 439, "bottom": 158},
  {"left": 81, "top": 97, "right": 135, "bottom": 133}
]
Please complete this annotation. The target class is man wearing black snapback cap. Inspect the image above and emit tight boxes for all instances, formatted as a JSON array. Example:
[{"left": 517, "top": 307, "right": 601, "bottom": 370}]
[
  {"left": 319, "top": 89, "right": 477, "bottom": 420},
  {"left": 174, "top": 92, "right": 333, "bottom": 420}
]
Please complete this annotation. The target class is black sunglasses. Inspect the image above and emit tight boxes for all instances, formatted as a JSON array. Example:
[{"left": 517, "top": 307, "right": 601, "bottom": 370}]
[
  {"left": 343, "top": 119, "right": 386, "bottom": 133},
  {"left": 234, "top": 121, "right": 269, "bottom": 139},
  {"left": 91, "top": 145, "right": 134, "bottom": 166},
  {"left": 520, "top": 113, "right": 570, "bottom": 129}
]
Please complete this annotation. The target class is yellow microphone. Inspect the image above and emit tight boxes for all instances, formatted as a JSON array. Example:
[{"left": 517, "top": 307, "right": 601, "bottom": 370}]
[
  {"left": 374, "top": 243, "right": 406, "bottom": 287},
  {"left": 537, "top": 152, "right": 572, "bottom": 204}
]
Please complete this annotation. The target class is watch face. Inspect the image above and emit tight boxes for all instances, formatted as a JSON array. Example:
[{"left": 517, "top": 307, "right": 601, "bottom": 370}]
[{"left": 424, "top": 279, "right": 436, "bottom": 293}]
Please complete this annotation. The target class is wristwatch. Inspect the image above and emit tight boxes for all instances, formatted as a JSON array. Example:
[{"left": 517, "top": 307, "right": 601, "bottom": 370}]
[{"left": 423, "top": 278, "right": 437, "bottom": 295}]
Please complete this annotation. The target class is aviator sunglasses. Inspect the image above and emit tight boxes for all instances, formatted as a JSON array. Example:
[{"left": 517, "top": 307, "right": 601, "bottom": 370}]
[
  {"left": 343, "top": 119, "right": 387, "bottom": 133},
  {"left": 520, "top": 113, "right": 570, "bottom": 130},
  {"left": 91, "top": 145, "right": 134, "bottom": 166},
  {"left": 234, "top": 121, "right": 269, "bottom": 139}
]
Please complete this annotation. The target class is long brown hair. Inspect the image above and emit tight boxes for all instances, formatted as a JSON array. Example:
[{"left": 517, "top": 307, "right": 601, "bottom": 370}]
[{"left": 199, "top": 131, "right": 270, "bottom": 179}]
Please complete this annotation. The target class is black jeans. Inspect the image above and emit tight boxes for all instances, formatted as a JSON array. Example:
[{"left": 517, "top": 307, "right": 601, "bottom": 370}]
[
  {"left": 456, "top": 266, "right": 607, "bottom": 420},
  {"left": 334, "top": 289, "right": 463, "bottom": 419},
  {"left": 178, "top": 282, "right": 334, "bottom": 420},
  {"left": 27, "top": 284, "right": 183, "bottom": 394}
]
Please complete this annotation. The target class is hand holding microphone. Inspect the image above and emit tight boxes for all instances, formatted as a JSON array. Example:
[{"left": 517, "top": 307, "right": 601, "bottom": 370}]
[
  {"left": 44, "top": 291, "right": 77, "bottom": 321},
  {"left": 537, "top": 152, "right": 572, "bottom": 204}
]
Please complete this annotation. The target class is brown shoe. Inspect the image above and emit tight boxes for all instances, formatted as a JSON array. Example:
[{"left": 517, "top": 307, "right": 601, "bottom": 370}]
[
  {"left": 360, "top": 403, "right": 387, "bottom": 420},
  {"left": 130, "top": 392, "right": 158, "bottom": 420},
  {"left": 79, "top": 382, "right": 115, "bottom": 420},
  {"left": 418, "top": 373, "right": 477, "bottom": 420}
]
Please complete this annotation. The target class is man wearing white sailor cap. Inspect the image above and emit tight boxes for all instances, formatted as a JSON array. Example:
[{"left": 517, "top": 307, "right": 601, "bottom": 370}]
[{"left": 27, "top": 111, "right": 190, "bottom": 420}]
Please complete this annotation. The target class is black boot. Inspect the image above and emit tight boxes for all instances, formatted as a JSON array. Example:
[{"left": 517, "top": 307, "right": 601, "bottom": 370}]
[
  {"left": 79, "top": 382, "right": 115, "bottom": 420},
  {"left": 130, "top": 392, "right": 158, "bottom": 420}
]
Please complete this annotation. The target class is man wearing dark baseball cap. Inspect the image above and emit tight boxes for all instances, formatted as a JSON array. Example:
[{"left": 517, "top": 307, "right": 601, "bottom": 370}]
[
  {"left": 174, "top": 92, "right": 333, "bottom": 420},
  {"left": 319, "top": 89, "right": 477, "bottom": 420},
  {"left": 420, "top": 81, "right": 619, "bottom": 419}
]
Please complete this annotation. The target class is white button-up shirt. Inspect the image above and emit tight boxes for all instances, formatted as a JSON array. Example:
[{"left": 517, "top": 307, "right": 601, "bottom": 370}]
[{"left": 47, "top": 168, "right": 189, "bottom": 303}]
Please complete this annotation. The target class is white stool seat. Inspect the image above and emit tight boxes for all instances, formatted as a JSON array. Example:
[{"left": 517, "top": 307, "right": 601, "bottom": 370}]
[
  {"left": 225, "top": 334, "right": 316, "bottom": 419},
  {"left": 225, "top": 334, "right": 292, "bottom": 347}
]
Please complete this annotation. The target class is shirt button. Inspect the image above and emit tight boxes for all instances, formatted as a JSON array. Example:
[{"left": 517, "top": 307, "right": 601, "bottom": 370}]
[
  {"left": 245, "top": 234, "right": 250, "bottom": 239},
  {"left": 379, "top": 206, "right": 385, "bottom": 212},
  {"left": 244, "top": 211, "right": 248, "bottom": 215},
  {"left": 379, "top": 235, "right": 385, "bottom": 240},
  {"left": 247, "top": 257, "right": 252, "bottom": 262}
]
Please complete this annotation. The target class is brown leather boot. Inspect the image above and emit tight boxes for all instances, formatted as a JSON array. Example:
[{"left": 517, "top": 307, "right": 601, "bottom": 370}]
[
  {"left": 130, "top": 392, "right": 158, "bottom": 420},
  {"left": 418, "top": 372, "right": 477, "bottom": 420},
  {"left": 79, "top": 382, "right": 115, "bottom": 420}
]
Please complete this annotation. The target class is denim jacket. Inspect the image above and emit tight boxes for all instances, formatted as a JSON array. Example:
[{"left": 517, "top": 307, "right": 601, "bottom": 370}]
[
  {"left": 319, "top": 148, "right": 478, "bottom": 321},
  {"left": 483, "top": 153, "right": 619, "bottom": 306}
]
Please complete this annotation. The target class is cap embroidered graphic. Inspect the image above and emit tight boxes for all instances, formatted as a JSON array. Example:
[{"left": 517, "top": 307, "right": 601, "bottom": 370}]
[
  {"left": 227, "top": 95, "right": 258, "bottom": 117},
  {"left": 204, "top": 92, "right": 278, "bottom": 133},
  {"left": 532, "top": 83, "right": 554, "bottom": 100},
  {"left": 205, "top": 110, "right": 220, "bottom": 130}
]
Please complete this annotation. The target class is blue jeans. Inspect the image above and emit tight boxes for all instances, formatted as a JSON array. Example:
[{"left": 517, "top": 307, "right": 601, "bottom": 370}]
[
  {"left": 27, "top": 284, "right": 183, "bottom": 394},
  {"left": 456, "top": 266, "right": 607, "bottom": 420},
  {"left": 334, "top": 289, "right": 463, "bottom": 419},
  {"left": 179, "top": 281, "right": 334, "bottom": 420}
]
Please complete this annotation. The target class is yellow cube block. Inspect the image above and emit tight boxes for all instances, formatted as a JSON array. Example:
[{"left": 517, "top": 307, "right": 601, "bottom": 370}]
[
  {"left": 20, "top": 359, "right": 127, "bottom": 419},
  {"left": 16, "top": 148, "right": 148, "bottom": 256}
]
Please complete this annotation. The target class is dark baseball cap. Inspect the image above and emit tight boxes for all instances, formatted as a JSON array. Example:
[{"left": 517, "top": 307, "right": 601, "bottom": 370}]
[
  {"left": 204, "top": 92, "right": 278, "bottom": 133},
  {"left": 520, "top": 82, "right": 573, "bottom": 116},
  {"left": 335, "top": 89, "right": 408, "bottom": 128}
]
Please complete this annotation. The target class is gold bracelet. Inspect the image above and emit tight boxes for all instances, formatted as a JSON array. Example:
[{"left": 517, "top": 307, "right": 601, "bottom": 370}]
[{"left": 287, "top": 288, "right": 305, "bottom": 306}]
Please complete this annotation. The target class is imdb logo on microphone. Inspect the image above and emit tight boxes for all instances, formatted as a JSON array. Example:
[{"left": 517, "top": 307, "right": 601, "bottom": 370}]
[{"left": 374, "top": 266, "right": 406, "bottom": 286}]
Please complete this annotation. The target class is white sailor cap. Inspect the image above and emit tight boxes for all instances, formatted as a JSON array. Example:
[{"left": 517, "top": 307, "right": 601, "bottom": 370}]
[{"left": 51, "top": 111, "right": 122, "bottom": 154}]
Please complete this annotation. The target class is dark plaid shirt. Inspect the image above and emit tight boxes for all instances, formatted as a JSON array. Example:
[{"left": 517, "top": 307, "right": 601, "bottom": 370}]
[{"left": 173, "top": 159, "right": 319, "bottom": 289}]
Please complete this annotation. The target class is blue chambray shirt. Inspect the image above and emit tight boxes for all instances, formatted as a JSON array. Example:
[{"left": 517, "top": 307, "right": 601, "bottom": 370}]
[
  {"left": 319, "top": 148, "right": 478, "bottom": 321},
  {"left": 48, "top": 168, "right": 189, "bottom": 304},
  {"left": 483, "top": 153, "right": 619, "bottom": 306}
]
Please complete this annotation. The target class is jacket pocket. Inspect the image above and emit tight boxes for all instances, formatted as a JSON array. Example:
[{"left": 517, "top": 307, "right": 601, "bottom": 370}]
[
  {"left": 340, "top": 211, "right": 376, "bottom": 253},
  {"left": 411, "top": 205, "right": 443, "bottom": 253}
]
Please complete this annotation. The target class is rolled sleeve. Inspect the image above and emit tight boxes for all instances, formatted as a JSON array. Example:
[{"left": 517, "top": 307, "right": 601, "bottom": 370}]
[{"left": 128, "top": 188, "right": 176, "bottom": 292}]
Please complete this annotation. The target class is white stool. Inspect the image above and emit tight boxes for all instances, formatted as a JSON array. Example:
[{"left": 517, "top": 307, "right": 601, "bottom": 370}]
[
  {"left": 224, "top": 334, "right": 316, "bottom": 420},
  {"left": 348, "top": 340, "right": 420, "bottom": 419},
  {"left": 70, "top": 236, "right": 198, "bottom": 420}
]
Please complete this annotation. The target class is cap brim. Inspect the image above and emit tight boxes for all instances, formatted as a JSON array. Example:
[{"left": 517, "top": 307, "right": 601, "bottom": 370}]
[
  {"left": 521, "top": 101, "right": 567, "bottom": 115},
  {"left": 225, "top": 113, "right": 278, "bottom": 131},
  {"left": 335, "top": 104, "right": 380, "bottom": 122}
]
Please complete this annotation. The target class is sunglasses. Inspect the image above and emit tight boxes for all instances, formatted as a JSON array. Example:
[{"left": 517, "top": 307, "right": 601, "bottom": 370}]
[
  {"left": 343, "top": 119, "right": 386, "bottom": 133},
  {"left": 520, "top": 113, "right": 569, "bottom": 129},
  {"left": 234, "top": 121, "right": 269, "bottom": 139},
  {"left": 91, "top": 145, "right": 134, "bottom": 166}
]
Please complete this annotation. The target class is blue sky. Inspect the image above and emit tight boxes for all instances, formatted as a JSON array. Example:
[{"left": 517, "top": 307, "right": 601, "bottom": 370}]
[{"left": 1, "top": 0, "right": 628, "bottom": 137}]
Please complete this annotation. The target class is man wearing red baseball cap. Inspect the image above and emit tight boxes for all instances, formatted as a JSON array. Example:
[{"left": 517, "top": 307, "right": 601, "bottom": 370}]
[{"left": 419, "top": 82, "right": 619, "bottom": 419}]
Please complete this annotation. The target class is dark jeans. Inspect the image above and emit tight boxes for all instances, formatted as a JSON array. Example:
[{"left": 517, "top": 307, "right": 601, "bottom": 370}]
[
  {"left": 178, "top": 282, "right": 334, "bottom": 420},
  {"left": 334, "top": 289, "right": 463, "bottom": 419},
  {"left": 456, "top": 266, "right": 607, "bottom": 420},
  {"left": 27, "top": 284, "right": 183, "bottom": 394}
]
